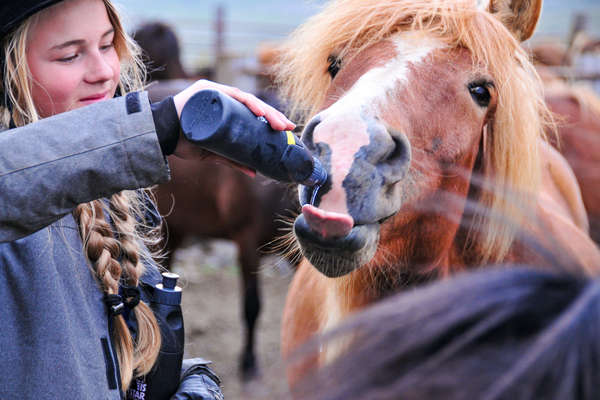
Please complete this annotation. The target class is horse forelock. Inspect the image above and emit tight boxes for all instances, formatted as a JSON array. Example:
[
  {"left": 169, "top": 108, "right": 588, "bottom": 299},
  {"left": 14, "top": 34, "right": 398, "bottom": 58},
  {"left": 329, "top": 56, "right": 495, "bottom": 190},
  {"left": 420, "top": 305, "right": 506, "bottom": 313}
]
[{"left": 277, "top": 0, "right": 552, "bottom": 264}]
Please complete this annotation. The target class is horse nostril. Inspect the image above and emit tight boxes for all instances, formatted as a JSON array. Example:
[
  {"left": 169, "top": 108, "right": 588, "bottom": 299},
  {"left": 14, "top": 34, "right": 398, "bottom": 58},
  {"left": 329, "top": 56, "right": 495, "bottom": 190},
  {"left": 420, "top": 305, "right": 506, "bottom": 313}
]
[
  {"left": 386, "top": 134, "right": 411, "bottom": 164},
  {"left": 387, "top": 137, "right": 403, "bottom": 161},
  {"left": 379, "top": 131, "right": 411, "bottom": 184},
  {"left": 301, "top": 115, "right": 322, "bottom": 150}
]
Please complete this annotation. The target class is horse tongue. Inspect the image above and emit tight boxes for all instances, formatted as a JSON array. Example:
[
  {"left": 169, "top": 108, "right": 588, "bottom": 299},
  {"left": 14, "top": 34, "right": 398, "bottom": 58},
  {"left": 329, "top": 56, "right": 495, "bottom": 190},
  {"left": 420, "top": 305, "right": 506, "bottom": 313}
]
[{"left": 302, "top": 205, "right": 354, "bottom": 239}]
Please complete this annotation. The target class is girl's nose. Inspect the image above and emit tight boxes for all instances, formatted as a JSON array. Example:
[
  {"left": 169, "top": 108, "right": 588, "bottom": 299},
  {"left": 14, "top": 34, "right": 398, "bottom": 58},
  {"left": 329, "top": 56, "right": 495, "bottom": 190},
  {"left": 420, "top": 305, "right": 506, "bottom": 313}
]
[{"left": 85, "top": 51, "right": 115, "bottom": 83}]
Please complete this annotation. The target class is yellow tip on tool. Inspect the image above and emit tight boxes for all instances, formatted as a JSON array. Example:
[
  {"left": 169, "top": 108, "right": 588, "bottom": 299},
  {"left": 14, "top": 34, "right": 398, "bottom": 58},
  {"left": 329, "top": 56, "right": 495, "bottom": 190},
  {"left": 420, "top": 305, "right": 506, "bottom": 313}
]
[{"left": 286, "top": 131, "right": 296, "bottom": 145}]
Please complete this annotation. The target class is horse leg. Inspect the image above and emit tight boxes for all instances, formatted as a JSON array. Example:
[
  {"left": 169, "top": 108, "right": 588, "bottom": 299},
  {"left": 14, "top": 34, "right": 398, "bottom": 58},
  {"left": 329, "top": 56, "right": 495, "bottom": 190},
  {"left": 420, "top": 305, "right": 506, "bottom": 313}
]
[{"left": 235, "top": 235, "right": 262, "bottom": 381}]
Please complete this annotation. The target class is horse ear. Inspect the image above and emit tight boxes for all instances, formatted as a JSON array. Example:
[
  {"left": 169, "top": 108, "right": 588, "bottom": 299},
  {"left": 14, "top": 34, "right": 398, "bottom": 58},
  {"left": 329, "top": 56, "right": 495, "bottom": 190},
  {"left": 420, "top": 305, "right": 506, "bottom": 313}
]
[{"left": 483, "top": 0, "right": 543, "bottom": 42}]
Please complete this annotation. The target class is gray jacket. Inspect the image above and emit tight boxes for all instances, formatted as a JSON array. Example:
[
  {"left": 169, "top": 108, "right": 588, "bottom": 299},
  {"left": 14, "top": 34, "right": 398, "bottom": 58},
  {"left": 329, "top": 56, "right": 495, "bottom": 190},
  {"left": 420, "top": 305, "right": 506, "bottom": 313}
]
[{"left": 0, "top": 93, "right": 220, "bottom": 399}]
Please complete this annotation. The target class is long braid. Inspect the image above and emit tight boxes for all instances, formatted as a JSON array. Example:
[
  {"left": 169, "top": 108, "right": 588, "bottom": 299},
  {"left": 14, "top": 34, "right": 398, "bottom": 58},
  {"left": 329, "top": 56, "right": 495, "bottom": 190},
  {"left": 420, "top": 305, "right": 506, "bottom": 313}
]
[
  {"left": 108, "top": 191, "right": 162, "bottom": 376},
  {"left": 75, "top": 200, "right": 123, "bottom": 290},
  {"left": 74, "top": 192, "right": 162, "bottom": 390}
]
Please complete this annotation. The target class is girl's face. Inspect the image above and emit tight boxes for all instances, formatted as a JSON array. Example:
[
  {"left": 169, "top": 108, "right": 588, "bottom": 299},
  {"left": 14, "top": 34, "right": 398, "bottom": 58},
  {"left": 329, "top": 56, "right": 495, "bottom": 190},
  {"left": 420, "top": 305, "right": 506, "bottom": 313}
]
[{"left": 26, "top": 0, "right": 120, "bottom": 117}]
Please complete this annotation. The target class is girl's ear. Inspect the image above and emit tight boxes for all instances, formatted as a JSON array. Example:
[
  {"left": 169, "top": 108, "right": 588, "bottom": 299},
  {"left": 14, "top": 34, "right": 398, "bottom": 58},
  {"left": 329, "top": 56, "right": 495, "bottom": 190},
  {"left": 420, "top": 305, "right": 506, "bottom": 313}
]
[{"left": 480, "top": 0, "right": 543, "bottom": 42}]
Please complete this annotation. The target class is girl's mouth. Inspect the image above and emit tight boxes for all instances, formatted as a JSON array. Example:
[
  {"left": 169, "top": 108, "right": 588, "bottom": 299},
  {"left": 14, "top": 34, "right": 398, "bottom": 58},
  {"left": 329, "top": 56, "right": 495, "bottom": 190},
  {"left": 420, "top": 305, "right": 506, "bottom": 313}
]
[{"left": 80, "top": 92, "right": 109, "bottom": 103}]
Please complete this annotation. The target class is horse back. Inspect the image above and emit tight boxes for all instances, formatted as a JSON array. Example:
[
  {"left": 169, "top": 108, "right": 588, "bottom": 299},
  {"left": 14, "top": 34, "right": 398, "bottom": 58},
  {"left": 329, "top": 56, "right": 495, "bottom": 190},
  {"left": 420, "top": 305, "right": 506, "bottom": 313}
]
[{"left": 154, "top": 155, "right": 293, "bottom": 247}]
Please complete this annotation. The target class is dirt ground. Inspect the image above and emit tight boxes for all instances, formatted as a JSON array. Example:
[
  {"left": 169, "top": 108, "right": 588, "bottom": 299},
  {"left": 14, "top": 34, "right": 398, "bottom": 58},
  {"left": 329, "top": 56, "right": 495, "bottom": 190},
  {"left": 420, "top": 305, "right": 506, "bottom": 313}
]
[{"left": 171, "top": 238, "right": 293, "bottom": 399}]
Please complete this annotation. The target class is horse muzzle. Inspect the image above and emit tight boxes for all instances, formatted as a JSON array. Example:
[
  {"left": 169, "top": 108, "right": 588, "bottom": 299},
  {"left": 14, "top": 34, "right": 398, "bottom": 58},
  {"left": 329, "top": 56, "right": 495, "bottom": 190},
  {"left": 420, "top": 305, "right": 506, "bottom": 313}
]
[
  {"left": 293, "top": 108, "right": 411, "bottom": 277},
  {"left": 293, "top": 211, "right": 380, "bottom": 277}
]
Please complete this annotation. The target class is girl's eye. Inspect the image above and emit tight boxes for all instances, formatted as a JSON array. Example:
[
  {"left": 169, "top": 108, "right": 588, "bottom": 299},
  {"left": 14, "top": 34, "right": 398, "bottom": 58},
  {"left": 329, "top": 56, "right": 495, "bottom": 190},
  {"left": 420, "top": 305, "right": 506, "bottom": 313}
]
[
  {"left": 100, "top": 43, "right": 114, "bottom": 51},
  {"left": 58, "top": 54, "right": 78, "bottom": 62},
  {"left": 468, "top": 81, "right": 493, "bottom": 108}
]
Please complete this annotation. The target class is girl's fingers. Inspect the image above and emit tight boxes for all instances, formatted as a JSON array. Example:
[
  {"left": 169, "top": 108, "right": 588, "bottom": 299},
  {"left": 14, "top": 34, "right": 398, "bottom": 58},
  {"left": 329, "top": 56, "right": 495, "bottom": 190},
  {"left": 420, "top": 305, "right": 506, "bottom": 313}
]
[
  {"left": 240, "top": 97, "right": 267, "bottom": 118},
  {"left": 219, "top": 84, "right": 294, "bottom": 131},
  {"left": 177, "top": 79, "right": 296, "bottom": 132},
  {"left": 262, "top": 105, "right": 295, "bottom": 131},
  {"left": 221, "top": 87, "right": 267, "bottom": 116},
  {"left": 264, "top": 110, "right": 288, "bottom": 131}
]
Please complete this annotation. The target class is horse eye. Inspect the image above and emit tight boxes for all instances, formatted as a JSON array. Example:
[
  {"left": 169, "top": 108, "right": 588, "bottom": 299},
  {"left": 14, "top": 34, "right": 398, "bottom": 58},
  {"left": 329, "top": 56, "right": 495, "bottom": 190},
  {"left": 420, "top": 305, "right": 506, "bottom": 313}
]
[
  {"left": 468, "top": 81, "right": 492, "bottom": 108},
  {"left": 327, "top": 55, "right": 342, "bottom": 78}
]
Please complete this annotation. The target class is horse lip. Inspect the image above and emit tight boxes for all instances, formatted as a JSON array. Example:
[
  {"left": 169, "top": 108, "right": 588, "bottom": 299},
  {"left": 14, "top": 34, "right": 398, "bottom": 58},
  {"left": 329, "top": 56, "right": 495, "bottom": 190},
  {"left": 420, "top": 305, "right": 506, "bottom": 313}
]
[
  {"left": 377, "top": 212, "right": 396, "bottom": 224},
  {"left": 293, "top": 214, "right": 380, "bottom": 277},
  {"left": 355, "top": 211, "right": 396, "bottom": 226},
  {"left": 294, "top": 214, "right": 370, "bottom": 249}
]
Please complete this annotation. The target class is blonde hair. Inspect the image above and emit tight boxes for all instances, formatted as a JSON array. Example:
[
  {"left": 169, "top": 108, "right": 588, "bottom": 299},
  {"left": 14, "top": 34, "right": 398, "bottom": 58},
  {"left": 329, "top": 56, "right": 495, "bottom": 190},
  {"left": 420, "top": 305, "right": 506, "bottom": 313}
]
[
  {"left": 275, "top": 0, "right": 553, "bottom": 263},
  {"left": 1, "top": 0, "right": 161, "bottom": 390}
]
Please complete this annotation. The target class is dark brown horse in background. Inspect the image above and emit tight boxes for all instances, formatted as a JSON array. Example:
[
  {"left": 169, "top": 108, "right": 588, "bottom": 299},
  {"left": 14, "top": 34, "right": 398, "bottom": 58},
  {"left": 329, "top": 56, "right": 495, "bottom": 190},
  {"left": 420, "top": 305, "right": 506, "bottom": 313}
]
[
  {"left": 135, "top": 22, "right": 298, "bottom": 380},
  {"left": 153, "top": 156, "right": 295, "bottom": 380},
  {"left": 273, "top": 0, "right": 600, "bottom": 385}
]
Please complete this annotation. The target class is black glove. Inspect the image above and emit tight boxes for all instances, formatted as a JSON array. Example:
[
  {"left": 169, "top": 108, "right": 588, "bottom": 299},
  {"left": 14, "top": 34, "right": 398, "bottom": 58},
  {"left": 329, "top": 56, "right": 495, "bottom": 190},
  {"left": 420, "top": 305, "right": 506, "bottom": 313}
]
[{"left": 170, "top": 358, "right": 223, "bottom": 400}]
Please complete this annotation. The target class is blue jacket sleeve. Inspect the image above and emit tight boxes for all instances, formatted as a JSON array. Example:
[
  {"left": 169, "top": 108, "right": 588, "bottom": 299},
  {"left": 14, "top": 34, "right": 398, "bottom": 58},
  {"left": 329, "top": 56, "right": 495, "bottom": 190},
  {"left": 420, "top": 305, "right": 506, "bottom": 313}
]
[{"left": 0, "top": 92, "right": 170, "bottom": 242}]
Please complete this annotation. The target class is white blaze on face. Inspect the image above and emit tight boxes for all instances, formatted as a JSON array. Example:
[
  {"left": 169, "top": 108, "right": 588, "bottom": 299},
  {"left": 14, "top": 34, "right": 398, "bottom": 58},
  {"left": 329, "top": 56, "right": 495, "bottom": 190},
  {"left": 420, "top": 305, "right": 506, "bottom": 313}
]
[{"left": 313, "top": 32, "right": 444, "bottom": 216}]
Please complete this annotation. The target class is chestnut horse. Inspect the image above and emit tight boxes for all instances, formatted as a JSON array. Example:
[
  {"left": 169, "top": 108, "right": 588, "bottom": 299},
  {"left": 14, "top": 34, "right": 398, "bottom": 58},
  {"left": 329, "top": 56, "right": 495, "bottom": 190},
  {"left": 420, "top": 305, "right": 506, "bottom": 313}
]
[{"left": 274, "top": 0, "right": 600, "bottom": 384}]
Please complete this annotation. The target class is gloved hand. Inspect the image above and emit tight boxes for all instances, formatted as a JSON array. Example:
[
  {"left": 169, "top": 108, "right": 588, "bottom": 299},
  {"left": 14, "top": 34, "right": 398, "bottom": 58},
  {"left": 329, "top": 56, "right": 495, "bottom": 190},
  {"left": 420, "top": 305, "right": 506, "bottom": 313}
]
[{"left": 170, "top": 358, "right": 223, "bottom": 400}]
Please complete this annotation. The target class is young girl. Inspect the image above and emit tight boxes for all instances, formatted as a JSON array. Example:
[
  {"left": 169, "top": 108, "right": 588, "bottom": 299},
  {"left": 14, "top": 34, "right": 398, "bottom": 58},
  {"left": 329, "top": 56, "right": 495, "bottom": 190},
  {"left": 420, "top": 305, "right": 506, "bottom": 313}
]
[{"left": 0, "top": 0, "right": 293, "bottom": 398}]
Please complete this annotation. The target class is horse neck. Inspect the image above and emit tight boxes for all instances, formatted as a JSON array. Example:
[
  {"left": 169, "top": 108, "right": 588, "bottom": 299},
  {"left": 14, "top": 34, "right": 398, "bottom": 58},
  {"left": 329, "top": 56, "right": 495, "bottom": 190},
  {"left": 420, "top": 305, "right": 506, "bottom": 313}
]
[
  {"left": 375, "top": 210, "right": 474, "bottom": 276},
  {"left": 316, "top": 252, "right": 463, "bottom": 363},
  {"left": 316, "top": 271, "right": 375, "bottom": 364},
  {"left": 321, "top": 252, "right": 453, "bottom": 321}
]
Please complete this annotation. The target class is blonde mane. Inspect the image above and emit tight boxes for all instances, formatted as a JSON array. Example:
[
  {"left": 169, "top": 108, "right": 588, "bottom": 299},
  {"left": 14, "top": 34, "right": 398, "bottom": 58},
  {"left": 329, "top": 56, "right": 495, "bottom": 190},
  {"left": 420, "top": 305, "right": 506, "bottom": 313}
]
[{"left": 276, "top": 0, "right": 553, "bottom": 263}]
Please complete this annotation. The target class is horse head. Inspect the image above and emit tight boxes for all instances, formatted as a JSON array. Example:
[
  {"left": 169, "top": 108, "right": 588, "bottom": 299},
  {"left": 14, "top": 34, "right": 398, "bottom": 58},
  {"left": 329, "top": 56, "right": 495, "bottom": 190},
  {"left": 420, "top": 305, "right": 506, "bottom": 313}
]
[{"left": 279, "top": 0, "right": 548, "bottom": 278}]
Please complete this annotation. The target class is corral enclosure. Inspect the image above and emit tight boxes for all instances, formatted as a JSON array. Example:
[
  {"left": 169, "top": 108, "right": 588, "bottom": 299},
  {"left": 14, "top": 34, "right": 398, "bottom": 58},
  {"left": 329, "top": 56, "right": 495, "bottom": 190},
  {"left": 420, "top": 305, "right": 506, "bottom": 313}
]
[
  {"left": 119, "top": 0, "right": 600, "bottom": 85},
  {"left": 114, "top": 1, "right": 600, "bottom": 399}
]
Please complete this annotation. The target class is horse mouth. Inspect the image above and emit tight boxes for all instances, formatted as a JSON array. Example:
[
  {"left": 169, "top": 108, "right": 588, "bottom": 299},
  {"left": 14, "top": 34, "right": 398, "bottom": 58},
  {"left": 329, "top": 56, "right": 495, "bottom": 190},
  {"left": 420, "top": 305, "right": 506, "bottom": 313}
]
[{"left": 293, "top": 213, "right": 381, "bottom": 277}]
